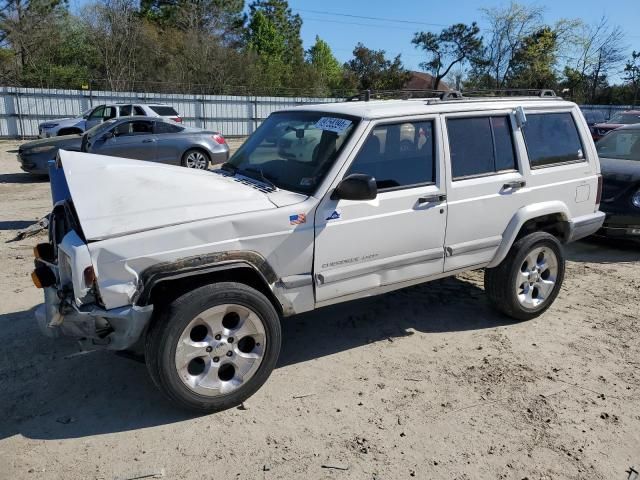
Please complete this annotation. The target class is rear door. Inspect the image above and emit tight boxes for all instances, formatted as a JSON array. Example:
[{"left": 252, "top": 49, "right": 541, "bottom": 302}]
[
  {"left": 93, "top": 119, "right": 157, "bottom": 161},
  {"left": 441, "top": 110, "right": 531, "bottom": 271},
  {"left": 313, "top": 116, "right": 447, "bottom": 304},
  {"left": 153, "top": 121, "right": 186, "bottom": 164}
]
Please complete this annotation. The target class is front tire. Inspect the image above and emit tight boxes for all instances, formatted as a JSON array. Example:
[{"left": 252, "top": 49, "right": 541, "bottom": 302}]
[
  {"left": 484, "top": 232, "right": 565, "bottom": 321},
  {"left": 145, "top": 282, "right": 281, "bottom": 412}
]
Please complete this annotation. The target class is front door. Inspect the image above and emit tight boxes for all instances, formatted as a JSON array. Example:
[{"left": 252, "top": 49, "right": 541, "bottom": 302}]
[
  {"left": 93, "top": 119, "right": 157, "bottom": 161},
  {"left": 314, "top": 117, "right": 447, "bottom": 304}
]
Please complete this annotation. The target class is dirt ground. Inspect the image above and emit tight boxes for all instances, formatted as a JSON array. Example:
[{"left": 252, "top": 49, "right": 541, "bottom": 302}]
[{"left": 0, "top": 140, "right": 639, "bottom": 480}]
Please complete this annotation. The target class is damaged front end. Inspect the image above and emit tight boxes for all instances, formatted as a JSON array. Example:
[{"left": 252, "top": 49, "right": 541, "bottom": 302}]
[{"left": 32, "top": 158, "right": 152, "bottom": 351}]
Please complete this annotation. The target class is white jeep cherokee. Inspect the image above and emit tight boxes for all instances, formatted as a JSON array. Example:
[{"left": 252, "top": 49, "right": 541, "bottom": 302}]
[{"left": 33, "top": 92, "right": 605, "bottom": 412}]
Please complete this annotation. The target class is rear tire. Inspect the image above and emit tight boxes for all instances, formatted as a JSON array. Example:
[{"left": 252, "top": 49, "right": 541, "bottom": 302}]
[
  {"left": 484, "top": 232, "right": 565, "bottom": 321},
  {"left": 145, "top": 282, "right": 281, "bottom": 412},
  {"left": 182, "top": 149, "right": 210, "bottom": 169}
]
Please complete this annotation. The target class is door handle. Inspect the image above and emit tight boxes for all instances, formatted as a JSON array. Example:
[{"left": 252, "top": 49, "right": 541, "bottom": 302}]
[
  {"left": 418, "top": 194, "right": 447, "bottom": 204},
  {"left": 142, "top": 138, "right": 155, "bottom": 143},
  {"left": 503, "top": 180, "right": 526, "bottom": 190}
]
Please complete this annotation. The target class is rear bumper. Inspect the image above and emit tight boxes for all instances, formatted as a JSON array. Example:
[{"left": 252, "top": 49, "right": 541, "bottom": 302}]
[
  {"left": 566, "top": 211, "right": 606, "bottom": 242},
  {"left": 210, "top": 148, "right": 230, "bottom": 165},
  {"left": 35, "top": 287, "right": 153, "bottom": 351}
]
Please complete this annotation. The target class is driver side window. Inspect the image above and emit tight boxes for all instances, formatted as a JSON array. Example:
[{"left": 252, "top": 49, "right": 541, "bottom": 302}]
[{"left": 347, "top": 120, "right": 436, "bottom": 190}]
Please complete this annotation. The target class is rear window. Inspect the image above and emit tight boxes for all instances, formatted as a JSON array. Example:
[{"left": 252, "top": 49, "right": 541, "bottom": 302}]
[
  {"left": 522, "top": 112, "right": 584, "bottom": 168},
  {"left": 149, "top": 105, "right": 179, "bottom": 116},
  {"left": 154, "top": 121, "right": 184, "bottom": 134}
]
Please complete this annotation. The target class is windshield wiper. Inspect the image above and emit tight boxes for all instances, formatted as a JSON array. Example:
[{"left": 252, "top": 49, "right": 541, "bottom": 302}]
[{"left": 239, "top": 167, "right": 277, "bottom": 190}]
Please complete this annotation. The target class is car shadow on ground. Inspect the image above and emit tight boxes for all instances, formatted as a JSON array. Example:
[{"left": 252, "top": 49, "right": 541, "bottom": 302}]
[
  {"left": 0, "top": 277, "right": 513, "bottom": 441},
  {"left": 0, "top": 172, "right": 48, "bottom": 184},
  {"left": 566, "top": 237, "right": 640, "bottom": 264},
  {"left": 0, "top": 220, "right": 37, "bottom": 230}
]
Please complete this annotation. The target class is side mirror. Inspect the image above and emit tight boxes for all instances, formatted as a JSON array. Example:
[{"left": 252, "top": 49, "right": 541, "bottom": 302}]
[
  {"left": 331, "top": 174, "right": 377, "bottom": 201},
  {"left": 103, "top": 131, "right": 114, "bottom": 140}
]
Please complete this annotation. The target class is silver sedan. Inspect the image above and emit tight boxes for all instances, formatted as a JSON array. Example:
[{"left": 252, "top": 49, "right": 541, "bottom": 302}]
[{"left": 81, "top": 116, "right": 229, "bottom": 169}]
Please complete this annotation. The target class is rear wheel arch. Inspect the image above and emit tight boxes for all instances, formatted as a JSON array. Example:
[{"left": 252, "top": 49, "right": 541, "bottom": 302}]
[{"left": 488, "top": 203, "right": 571, "bottom": 268}]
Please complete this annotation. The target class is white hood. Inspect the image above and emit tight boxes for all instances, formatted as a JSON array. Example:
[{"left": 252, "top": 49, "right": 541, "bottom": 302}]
[{"left": 59, "top": 151, "right": 277, "bottom": 241}]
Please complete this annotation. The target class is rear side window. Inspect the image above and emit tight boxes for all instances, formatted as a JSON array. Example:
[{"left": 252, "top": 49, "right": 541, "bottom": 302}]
[
  {"left": 347, "top": 120, "right": 435, "bottom": 190},
  {"left": 154, "top": 121, "right": 183, "bottom": 134},
  {"left": 149, "top": 105, "right": 179, "bottom": 116},
  {"left": 447, "top": 116, "right": 517, "bottom": 179},
  {"left": 522, "top": 112, "right": 584, "bottom": 168},
  {"left": 133, "top": 106, "right": 146, "bottom": 116},
  {"left": 119, "top": 105, "right": 132, "bottom": 116}
]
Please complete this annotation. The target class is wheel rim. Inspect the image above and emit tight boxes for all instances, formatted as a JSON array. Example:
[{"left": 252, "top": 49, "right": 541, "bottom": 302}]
[
  {"left": 515, "top": 246, "right": 558, "bottom": 310},
  {"left": 185, "top": 151, "right": 207, "bottom": 169},
  {"left": 174, "top": 304, "right": 266, "bottom": 397}
]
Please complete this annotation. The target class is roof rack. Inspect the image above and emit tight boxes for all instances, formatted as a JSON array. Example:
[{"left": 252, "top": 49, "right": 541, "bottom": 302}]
[{"left": 346, "top": 88, "right": 557, "bottom": 102}]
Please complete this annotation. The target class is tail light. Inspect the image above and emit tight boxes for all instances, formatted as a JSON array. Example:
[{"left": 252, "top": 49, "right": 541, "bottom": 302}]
[
  {"left": 171, "top": 117, "right": 182, "bottom": 123},
  {"left": 596, "top": 174, "right": 603, "bottom": 205},
  {"left": 212, "top": 134, "right": 226, "bottom": 145}
]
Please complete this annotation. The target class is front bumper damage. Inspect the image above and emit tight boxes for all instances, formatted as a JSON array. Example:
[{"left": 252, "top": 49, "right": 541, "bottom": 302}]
[{"left": 35, "top": 286, "right": 153, "bottom": 350}]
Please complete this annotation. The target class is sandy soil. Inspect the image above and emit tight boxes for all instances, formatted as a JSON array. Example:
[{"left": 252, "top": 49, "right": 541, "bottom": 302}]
[{"left": 0, "top": 140, "right": 639, "bottom": 480}]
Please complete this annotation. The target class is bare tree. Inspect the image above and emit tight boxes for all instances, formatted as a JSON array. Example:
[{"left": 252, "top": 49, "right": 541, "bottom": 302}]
[
  {"left": 479, "top": 2, "right": 544, "bottom": 88},
  {"left": 567, "top": 16, "right": 626, "bottom": 103},
  {"left": 83, "top": 0, "right": 142, "bottom": 90}
]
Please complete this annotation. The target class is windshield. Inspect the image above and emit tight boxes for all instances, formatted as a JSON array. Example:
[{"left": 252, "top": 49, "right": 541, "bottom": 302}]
[
  {"left": 225, "top": 111, "right": 360, "bottom": 195},
  {"left": 596, "top": 129, "right": 640, "bottom": 161},
  {"left": 607, "top": 113, "right": 640, "bottom": 125},
  {"left": 85, "top": 119, "right": 117, "bottom": 138}
]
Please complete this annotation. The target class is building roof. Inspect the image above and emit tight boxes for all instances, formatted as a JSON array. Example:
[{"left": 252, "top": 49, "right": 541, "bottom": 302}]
[{"left": 404, "top": 71, "right": 450, "bottom": 91}]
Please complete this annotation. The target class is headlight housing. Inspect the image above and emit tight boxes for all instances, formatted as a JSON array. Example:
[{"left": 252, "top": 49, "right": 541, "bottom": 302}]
[{"left": 632, "top": 190, "right": 640, "bottom": 209}]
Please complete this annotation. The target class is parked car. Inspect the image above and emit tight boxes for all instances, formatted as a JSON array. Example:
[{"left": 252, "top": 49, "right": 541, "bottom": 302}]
[
  {"left": 79, "top": 116, "right": 228, "bottom": 168},
  {"left": 594, "top": 124, "right": 640, "bottom": 238},
  {"left": 18, "top": 134, "right": 83, "bottom": 175},
  {"left": 38, "top": 103, "right": 182, "bottom": 138},
  {"left": 580, "top": 109, "right": 606, "bottom": 140},
  {"left": 32, "top": 92, "right": 604, "bottom": 412},
  {"left": 592, "top": 110, "right": 640, "bottom": 141}
]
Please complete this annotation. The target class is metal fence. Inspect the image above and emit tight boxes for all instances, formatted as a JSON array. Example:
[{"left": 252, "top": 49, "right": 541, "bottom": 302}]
[{"left": 0, "top": 86, "right": 342, "bottom": 138}]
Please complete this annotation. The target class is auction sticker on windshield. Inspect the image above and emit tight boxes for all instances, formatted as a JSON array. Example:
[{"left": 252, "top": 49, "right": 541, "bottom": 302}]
[{"left": 314, "top": 117, "right": 352, "bottom": 134}]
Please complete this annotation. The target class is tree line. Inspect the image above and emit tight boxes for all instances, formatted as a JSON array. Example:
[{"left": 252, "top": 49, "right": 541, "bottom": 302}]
[{"left": 0, "top": 0, "right": 637, "bottom": 104}]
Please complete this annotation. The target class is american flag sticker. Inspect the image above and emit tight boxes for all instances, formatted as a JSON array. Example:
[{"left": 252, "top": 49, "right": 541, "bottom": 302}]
[{"left": 289, "top": 213, "right": 306, "bottom": 225}]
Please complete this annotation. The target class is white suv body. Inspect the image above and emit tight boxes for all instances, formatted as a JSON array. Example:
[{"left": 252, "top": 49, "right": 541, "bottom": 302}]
[
  {"left": 38, "top": 103, "right": 182, "bottom": 138},
  {"left": 33, "top": 94, "right": 605, "bottom": 412}
]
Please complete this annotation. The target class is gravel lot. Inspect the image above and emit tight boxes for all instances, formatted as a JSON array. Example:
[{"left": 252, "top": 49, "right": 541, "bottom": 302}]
[{"left": 0, "top": 140, "right": 639, "bottom": 480}]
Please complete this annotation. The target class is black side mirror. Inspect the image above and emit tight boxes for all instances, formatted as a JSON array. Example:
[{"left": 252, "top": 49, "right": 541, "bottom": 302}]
[
  {"left": 103, "top": 131, "right": 114, "bottom": 140},
  {"left": 331, "top": 174, "right": 377, "bottom": 201}
]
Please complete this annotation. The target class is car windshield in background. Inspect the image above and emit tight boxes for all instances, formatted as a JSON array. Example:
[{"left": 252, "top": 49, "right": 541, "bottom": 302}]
[
  {"left": 85, "top": 119, "right": 117, "bottom": 138},
  {"left": 607, "top": 113, "right": 640, "bottom": 125},
  {"left": 149, "top": 106, "right": 179, "bottom": 116},
  {"left": 225, "top": 111, "right": 359, "bottom": 195},
  {"left": 596, "top": 129, "right": 640, "bottom": 161}
]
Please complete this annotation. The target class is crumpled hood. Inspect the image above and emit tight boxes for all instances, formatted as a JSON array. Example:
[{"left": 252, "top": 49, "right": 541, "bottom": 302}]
[{"left": 59, "top": 150, "right": 277, "bottom": 240}]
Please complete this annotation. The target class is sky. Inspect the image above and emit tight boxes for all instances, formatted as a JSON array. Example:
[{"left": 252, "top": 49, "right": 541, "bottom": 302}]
[{"left": 287, "top": 0, "right": 640, "bottom": 78}]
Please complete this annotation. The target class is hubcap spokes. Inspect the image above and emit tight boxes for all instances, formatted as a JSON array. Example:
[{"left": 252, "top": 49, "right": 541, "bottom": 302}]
[
  {"left": 175, "top": 304, "right": 266, "bottom": 396},
  {"left": 516, "top": 247, "right": 558, "bottom": 309},
  {"left": 186, "top": 152, "right": 207, "bottom": 169}
]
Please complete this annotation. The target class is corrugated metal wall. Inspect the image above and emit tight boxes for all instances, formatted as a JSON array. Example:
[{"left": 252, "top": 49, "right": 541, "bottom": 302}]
[{"left": 0, "top": 86, "right": 341, "bottom": 138}]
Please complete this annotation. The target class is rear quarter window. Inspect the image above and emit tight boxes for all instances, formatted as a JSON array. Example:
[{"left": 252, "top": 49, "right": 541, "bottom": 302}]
[
  {"left": 149, "top": 106, "right": 179, "bottom": 116},
  {"left": 522, "top": 112, "right": 585, "bottom": 168}
]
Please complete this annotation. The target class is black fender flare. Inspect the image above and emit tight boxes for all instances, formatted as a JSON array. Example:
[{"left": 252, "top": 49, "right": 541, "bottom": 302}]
[{"left": 133, "top": 251, "right": 278, "bottom": 307}]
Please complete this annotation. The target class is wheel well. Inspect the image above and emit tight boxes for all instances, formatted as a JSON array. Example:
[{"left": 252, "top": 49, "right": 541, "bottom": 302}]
[
  {"left": 147, "top": 266, "right": 283, "bottom": 315},
  {"left": 57, "top": 128, "right": 82, "bottom": 136},
  {"left": 515, "top": 214, "right": 569, "bottom": 243}
]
